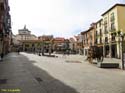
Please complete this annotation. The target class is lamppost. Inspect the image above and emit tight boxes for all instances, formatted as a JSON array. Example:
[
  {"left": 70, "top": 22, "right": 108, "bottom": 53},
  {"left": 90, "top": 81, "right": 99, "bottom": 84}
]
[
  {"left": 81, "top": 35, "right": 84, "bottom": 55},
  {"left": 118, "top": 31, "right": 125, "bottom": 70},
  {"left": 121, "top": 32, "right": 125, "bottom": 70}
]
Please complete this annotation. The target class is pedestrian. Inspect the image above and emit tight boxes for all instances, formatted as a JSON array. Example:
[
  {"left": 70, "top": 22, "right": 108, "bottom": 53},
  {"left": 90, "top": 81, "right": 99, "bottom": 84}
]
[
  {"left": 17, "top": 48, "right": 20, "bottom": 55},
  {"left": 62, "top": 50, "right": 66, "bottom": 58},
  {"left": 0, "top": 53, "right": 4, "bottom": 61}
]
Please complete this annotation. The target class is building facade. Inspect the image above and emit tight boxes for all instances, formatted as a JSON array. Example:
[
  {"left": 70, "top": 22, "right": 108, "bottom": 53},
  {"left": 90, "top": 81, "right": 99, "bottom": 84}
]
[
  {"left": 38, "top": 35, "right": 53, "bottom": 41},
  {"left": 81, "top": 23, "right": 96, "bottom": 56},
  {"left": 101, "top": 4, "right": 125, "bottom": 58},
  {"left": 15, "top": 25, "right": 37, "bottom": 41},
  {"left": 51, "top": 37, "right": 65, "bottom": 53},
  {"left": 69, "top": 37, "right": 77, "bottom": 54},
  {"left": 95, "top": 19, "right": 103, "bottom": 56},
  {"left": 80, "top": 3, "right": 125, "bottom": 59},
  {"left": 0, "top": 0, "right": 12, "bottom": 55}
]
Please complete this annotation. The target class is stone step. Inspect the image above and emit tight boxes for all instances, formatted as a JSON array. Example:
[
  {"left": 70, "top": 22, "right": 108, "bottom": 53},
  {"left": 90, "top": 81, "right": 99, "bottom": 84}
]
[{"left": 97, "top": 62, "right": 119, "bottom": 68}]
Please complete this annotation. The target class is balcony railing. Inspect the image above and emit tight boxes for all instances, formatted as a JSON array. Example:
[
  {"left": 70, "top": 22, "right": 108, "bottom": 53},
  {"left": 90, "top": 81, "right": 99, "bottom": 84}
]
[
  {"left": 104, "top": 21, "right": 107, "bottom": 25},
  {"left": 110, "top": 17, "right": 115, "bottom": 22},
  {"left": 111, "top": 33, "right": 116, "bottom": 42},
  {"left": 104, "top": 30, "right": 108, "bottom": 34},
  {"left": 110, "top": 27, "right": 116, "bottom": 32},
  {"left": 111, "top": 36, "right": 116, "bottom": 42},
  {"left": 105, "top": 37, "right": 108, "bottom": 44}
]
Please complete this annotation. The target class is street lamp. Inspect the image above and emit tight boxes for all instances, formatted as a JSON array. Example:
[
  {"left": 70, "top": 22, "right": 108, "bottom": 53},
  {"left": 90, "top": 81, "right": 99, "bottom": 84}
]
[
  {"left": 118, "top": 31, "right": 125, "bottom": 70},
  {"left": 121, "top": 32, "right": 125, "bottom": 70}
]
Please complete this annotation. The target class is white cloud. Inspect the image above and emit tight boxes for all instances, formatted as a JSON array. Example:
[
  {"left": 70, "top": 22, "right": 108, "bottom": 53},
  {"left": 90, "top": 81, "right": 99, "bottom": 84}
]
[{"left": 9, "top": 0, "right": 120, "bottom": 38}]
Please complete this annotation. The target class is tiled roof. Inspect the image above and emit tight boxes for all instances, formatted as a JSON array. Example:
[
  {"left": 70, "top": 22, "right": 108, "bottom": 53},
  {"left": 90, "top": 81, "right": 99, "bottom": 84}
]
[
  {"left": 54, "top": 37, "right": 65, "bottom": 41},
  {"left": 69, "top": 38, "right": 75, "bottom": 42},
  {"left": 74, "top": 36, "right": 80, "bottom": 40}
]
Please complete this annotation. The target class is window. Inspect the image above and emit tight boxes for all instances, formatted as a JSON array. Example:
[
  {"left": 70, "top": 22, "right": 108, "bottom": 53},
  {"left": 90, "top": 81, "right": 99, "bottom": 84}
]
[
  {"left": 99, "top": 22, "right": 101, "bottom": 27},
  {"left": 100, "top": 29, "right": 102, "bottom": 36},
  {"left": 96, "top": 24, "right": 97, "bottom": 28},
  {"left": 112, "top": 36, "right": 115, "bottom": 41},
  {"left": 104, "top": 17, "right": 107, "bottom": 25},
  {"left": 100, "top": 38, "right": 102, "bottom": 44},
  {"left": 0, "top": 3, "right": 4, "bottom": 11},
  {"left": 95, "top": 31, "right": 97, "bottom": 36},
  {"left": 90, "top": 32, "right": 92, "bottom": 40},
  {"left": 104, "top": 26, "right": 108, "bottom": 34},
  {"left": 111, "top": 22, "right": 115, "bottom": 30},
  {"left": 110, "top": 12, "right": 115, "bottom": 22},
  {"left": 25, "top": 44, "right": 29, "bottom": 47},
  {"left": 105, "top": 37, "right": 108, "bottom": 43},
  {"left": 95, "top": 39, "right": 97, "bottom": 44},
  {"left": 87, "top": 39, "right": 88, "bottom": 44},
  {"left": 111, "top": 33, "right": 116, "bottom": 41}
]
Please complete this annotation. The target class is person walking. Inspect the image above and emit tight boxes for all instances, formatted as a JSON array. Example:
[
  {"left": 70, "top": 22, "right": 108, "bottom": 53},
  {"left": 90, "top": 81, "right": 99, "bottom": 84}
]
[
  {"left": 0, "top": 53, "right": 4, "bottom": 61},
  {"left": 17, "top": 48, "right": 20, "bottom": 55}
]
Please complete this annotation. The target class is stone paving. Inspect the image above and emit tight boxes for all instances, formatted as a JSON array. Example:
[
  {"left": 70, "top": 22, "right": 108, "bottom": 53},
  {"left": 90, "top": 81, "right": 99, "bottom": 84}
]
[{"left": 0, "top": 52, "right": 125, "bottom": 93}]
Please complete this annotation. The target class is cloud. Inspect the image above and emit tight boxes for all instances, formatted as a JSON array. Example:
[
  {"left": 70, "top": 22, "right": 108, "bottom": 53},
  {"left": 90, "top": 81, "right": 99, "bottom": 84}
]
[{"left": 9, "top": 0, "right": 120, "bottom": 38}]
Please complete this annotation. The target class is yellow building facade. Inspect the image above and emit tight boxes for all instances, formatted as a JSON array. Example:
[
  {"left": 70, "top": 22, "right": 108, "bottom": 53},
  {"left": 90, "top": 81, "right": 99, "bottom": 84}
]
[{"left": 101, "top": 4, "right": 125, "bottom": 58}]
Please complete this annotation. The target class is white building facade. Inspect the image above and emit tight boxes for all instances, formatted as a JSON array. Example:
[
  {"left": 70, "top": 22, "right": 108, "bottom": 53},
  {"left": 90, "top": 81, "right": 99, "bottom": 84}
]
[{"left": 15, "top": 25, "right": 37, "bottom": 41}]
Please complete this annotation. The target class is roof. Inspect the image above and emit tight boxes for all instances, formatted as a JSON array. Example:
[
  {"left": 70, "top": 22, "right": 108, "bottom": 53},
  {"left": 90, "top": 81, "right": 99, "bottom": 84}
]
[
  {"left": 52, "top": 37, "right": 65, "bottom": 43},
  {"left": 19, "top": 40, "right": 43, "bottom": 43},
  {"left": 81, "top": 30, "right": 88, "bottom": 35},
  {"left": 18, "top": 25, "right": 31, "bottom": 32},
  {"left": 69, "top": 38, "right": 75, "bottom": 42},
  {"left": 38, "top": 35, "right": 53, "bottom": 38},
  {"left": 102, "top": 3, "right": 125, "bottom": 16},
  {"left": 31, "top": 34, "right": 37, "bottom": 37},
  {"left": 81, "top": 27, "right": 94, "bottom": 35},
  {"left": 74, "top": 36, "right": 79, "bottom": 40},
  {"left": 88, "top": 26, "right": 94, "bottom": 31},
  {"left": 96, "top": 19, "right": 103, "bottom": 24},
  {"left": 54, "top": 37, "right": 65, "bottom": 41}
]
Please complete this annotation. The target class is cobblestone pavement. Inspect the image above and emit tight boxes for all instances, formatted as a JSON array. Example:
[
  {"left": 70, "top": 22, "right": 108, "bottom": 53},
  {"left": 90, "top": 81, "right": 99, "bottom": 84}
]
[{"left": 0, "top": 52, "right": 125, "bottom": 93}]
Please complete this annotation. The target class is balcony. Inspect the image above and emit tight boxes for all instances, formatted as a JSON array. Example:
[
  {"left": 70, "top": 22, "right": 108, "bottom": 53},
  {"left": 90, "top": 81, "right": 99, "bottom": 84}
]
[
  {"left": 110, "top": 26, "right": 116, "bottom": 32},
  {"left": 104, "top": 30, "right": 108, "bottom": 34},
  {"left": 110, "top": 29, "right": 116, "bottom": 32},
  {"left": 100, "top": 38, "right": 102, "bottom": 44},
  {"left": 111, "top": 33, "right": 116, "bottom": 42},
  {"left": 111, "top": 36, "right": 116, "bottom": 42},
  {"left": 105, "top": 37, "right": 108, "bottom": 44},
  {"left": 110, "top": 17, "right": 115, "bottom": 22},
  {"left": 100, "top": 32, "right": 103, "bottom": 36},
  {"left": 104, "top": 21, "right": 107, "bottom": 25}
]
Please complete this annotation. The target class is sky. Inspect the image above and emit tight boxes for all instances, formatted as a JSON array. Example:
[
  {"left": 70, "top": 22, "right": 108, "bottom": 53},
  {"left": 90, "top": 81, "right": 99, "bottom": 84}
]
[{"left": 9, "top": 0, "right": 124, "bottom": 38}]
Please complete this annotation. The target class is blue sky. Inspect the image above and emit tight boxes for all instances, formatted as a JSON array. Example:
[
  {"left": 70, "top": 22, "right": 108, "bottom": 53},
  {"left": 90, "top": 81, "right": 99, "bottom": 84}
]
[{"left": 9, "top": 0, "right": 124, "bottom": 38}]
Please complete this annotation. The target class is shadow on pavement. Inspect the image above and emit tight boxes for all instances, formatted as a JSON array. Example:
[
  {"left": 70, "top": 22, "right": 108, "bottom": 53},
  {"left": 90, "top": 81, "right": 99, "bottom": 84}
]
[{"left": 0, "top": 52, "right": 79, "bottom": 93}]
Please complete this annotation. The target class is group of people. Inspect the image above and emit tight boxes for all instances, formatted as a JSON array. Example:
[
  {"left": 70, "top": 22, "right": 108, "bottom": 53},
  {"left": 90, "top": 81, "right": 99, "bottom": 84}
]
[{"left": 86, "top": 46, "right": 104, "bottom": 63}]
